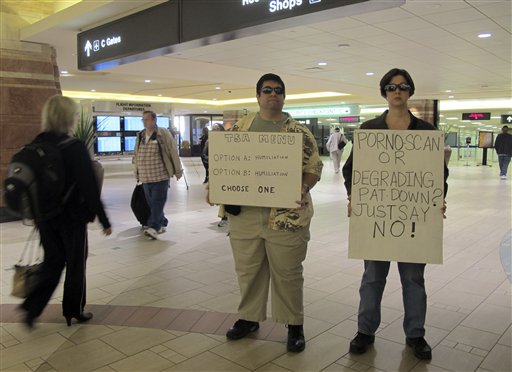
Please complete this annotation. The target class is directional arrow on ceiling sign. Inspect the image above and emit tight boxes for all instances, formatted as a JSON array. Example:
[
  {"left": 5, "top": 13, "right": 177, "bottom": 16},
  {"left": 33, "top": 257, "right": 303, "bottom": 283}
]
[
  {"left": 84, "top": 40, "right": 92, "bottom": 57},
  {"left": 500, "top": 115, "right": 512, "bottom": 124}
]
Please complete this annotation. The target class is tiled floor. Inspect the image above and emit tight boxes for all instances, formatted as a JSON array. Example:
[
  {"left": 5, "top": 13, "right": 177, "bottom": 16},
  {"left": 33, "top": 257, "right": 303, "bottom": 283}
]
[{"left": 1, "top": 154, "right": 511, "bottom": 372}]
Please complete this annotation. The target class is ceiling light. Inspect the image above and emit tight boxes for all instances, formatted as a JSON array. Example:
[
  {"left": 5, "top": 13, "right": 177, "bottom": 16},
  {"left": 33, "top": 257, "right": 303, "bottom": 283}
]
[
  {"left": 478, "top": 33, "right": 492, "bottom": 38},
  {"left": 157, "top": 94, "right": 162, "bottom": 97},
  {"left": 448, "top": 95, "right": 454, "bottom": 99},
  {"left": 318, "top": 62, "right": 327, "bottom": 66},
  {"left": 90, "top": 89, "right": 96, "bottom": 92},
  {"left": 445, "top": 90, "right": 452, "bottom": 93},
  {"left": 144, "top": 79, "right": 151, "bottom": 83},
  {"left": 61, "top": 70, "right": 68, "bottom": 74},
  {"left": 446, "top": 117, "right": 458, "bottom": 120},
  {"left": 459, "top": 125, "right": 466, "bottom": 128},
  {"left": 366, "top": 72, "right": 374, "bottom": 76},
  {"left": 215, "top": 86, "right": 221, "bottom": 90}
]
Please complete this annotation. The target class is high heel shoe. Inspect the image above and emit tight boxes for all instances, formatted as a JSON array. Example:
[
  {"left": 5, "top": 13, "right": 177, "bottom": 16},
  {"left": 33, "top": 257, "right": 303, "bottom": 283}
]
[
  {"left": 17, "top": 305, "right": 36, "bottom": 330},
  {"left": 65, "top": 312, "right": 93, "bottom": 326}
]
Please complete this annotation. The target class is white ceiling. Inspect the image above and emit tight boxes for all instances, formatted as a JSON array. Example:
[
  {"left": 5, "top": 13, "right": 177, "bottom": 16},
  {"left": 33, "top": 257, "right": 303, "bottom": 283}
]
[{"left": 20, "top": 0, "right": 512, "bottom": 132}]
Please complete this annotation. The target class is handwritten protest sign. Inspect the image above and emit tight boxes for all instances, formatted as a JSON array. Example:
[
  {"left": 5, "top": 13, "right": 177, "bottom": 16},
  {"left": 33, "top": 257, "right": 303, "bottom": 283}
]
[
  {"left": 208, "top": 131, "right": 303, "bottom": 208},
  {"left": 349, "top": 130, "right": 444, "bottom": 264}
]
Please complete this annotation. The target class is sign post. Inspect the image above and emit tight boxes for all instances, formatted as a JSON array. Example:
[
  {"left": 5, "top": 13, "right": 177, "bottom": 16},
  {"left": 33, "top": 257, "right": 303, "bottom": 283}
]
[
  {"left": 208, "top": 131, "right": 302, "bottom": 208},
  {"left": 349, "top": 130, "right": 445, "bottom": 264}
]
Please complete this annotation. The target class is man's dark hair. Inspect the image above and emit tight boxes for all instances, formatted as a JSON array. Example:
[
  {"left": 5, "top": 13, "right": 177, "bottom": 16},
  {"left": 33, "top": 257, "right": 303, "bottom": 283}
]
[
  {"left": 256, "top": 73, "right": 286, "bottom": 97},
  {"left": 379, "top": 68, "right": 415, "bottom": 98},
  {"left": 143, "top": 110, "right": 156, "bottom": 120},
  {"left": 503, "top": 125, "right": 509, "bottom": 129}
]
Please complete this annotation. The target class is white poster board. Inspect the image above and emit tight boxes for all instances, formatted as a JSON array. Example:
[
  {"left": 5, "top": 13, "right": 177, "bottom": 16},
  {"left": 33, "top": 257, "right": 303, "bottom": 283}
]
[
  {"left": 208, "top": 131, "right": 303, "bottom": 208},
  {"left": 349, "top": 130, "right": 444, "bottom": 264}
]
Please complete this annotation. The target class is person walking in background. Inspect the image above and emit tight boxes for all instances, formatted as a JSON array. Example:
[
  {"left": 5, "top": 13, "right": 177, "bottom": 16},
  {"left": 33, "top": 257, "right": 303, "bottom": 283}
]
[
  {"left": 19, "top": 95, "right": 112, "bottom": 329},
  {"left": 134, "top": 110, "right": 183, "bottom": 240},
  {"left": 342, "top": 68, "right": 449, "bottom": 360},
  {"left": 214, "top": 73, "right": 323, "bottom": 353},
  {"left": 199, "top": 127, "right": 209, "bottom": 184},
  {"left": 325, "top": 127, "right": 348, "bottom": 173},
  {"left": 203, "top": 123, "right": 229, "bottom": 227},
  {"left": 494, "top": 125, "right": 512, "bottom": 180}
]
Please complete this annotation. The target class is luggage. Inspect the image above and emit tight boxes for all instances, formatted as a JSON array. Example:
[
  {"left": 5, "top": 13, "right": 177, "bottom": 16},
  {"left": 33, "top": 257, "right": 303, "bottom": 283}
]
[{"left": 131, "top": 184, "right": 150, "bottom": 226}]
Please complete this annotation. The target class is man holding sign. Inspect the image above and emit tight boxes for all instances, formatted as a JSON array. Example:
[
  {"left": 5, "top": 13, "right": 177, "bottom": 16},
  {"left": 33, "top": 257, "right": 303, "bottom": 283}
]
[
  {"left": 342, "top": 68, "right": 448, "bottom": 360},
  {"left": 215, "top": 73, "right": 323, "bottom": 353}
]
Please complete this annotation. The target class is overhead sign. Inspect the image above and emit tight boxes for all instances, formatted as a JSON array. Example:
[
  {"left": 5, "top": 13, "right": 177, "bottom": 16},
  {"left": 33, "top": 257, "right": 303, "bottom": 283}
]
[
  {"left": 339, "top": 116, "right": 360, "bottom": 123},
  {"left": 208, "top": 131, "right": 302, "bottom": 208},
  {"left": 462, "top": 112, "right": 491, "bottom": 120},
  {"left": 181, "top": 0, "right": 384, "bottom": 42},
  {"left": 77, "top": 1, "right": 179, "bottom": 71},
  {"left": 501, "top": 115, "right": 512, "bottom": 124},
  {"left": 349, "top": 130, "right": 445, "bottom": 264},
  {"left": 287, "top": 106, "right": 358, "bottom": 118},
  {"left": 78, "top": 0, "right": 403, "bottom": 70},
  {"left": 92, "top": 101, "right": 171, "bottom": 114}
]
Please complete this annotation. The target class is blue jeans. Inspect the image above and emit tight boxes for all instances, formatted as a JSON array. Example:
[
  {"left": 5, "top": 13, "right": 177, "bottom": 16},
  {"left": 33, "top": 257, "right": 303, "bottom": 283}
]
[
  {"left": 498, "top": 155, "right": 511, "bottom": 176},
  {"left": 358, "top": 260, "right": 426, "bottom": 338},
  {"left": 143, "top": 180, "right": 169, "bottom": 230}
]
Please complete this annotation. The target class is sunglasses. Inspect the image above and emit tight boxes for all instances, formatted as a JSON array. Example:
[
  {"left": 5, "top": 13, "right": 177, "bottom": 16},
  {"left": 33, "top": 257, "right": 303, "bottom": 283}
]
[
  {"left": 384, "top": 83, "right": 411, "bottom": 92},
  {"left": 260, "top": 86, "right": 284, "bottom": 95}
]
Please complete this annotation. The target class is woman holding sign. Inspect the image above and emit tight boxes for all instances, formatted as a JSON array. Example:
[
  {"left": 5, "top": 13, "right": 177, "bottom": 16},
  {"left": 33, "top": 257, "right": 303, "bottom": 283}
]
[{"left": 342, "top": 68, "right": 448, "bottom": 360}]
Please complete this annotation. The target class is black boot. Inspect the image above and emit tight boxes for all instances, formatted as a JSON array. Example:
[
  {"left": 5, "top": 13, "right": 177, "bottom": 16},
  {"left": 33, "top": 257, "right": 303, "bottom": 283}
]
[
  {"left": 406, "top": 337, "right": 432, "bottom": 360},
  {"left": 226, "top": 319, "right": 259, "bottom": 340},
  {"left": 287, "top": 325, "right": 305, "bottom": 352},
  {"left": 349, "top": 332, "right": 375, "bottom": 354}
]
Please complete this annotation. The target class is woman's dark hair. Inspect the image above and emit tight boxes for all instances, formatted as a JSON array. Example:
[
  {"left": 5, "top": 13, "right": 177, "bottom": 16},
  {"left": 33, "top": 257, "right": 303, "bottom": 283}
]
[
  {"left": 256, "top": 73, "right": 286, "bottom": 97},
  {"left": 379, "top": 68, "right": 415, "bottom": 98}
]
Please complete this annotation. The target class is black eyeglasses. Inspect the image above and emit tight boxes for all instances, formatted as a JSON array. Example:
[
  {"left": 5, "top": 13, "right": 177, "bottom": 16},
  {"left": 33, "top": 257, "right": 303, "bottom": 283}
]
[
  {"left": 384, "top": 83, "right": 411, "bottom": 92},
  {"left": 260, "top": 86, "right": 284, "bottom": 95}
]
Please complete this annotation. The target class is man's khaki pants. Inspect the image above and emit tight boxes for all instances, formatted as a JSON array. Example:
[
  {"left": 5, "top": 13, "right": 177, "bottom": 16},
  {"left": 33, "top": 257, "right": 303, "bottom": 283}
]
[{"left": 228, "top": 206, "right": 310, "bottom": 325}]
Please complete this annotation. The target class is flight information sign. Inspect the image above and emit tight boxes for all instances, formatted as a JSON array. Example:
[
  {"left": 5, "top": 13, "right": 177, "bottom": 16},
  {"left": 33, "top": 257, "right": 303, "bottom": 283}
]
[
  {"left": 339, "top": 116, "right": 360, "bottom": 123},
  {"left": 77, "top": 1, "right": 179, "bottom": 70},
  {"left": 461, "top": 112, "right": 491, "bottom": 120}
]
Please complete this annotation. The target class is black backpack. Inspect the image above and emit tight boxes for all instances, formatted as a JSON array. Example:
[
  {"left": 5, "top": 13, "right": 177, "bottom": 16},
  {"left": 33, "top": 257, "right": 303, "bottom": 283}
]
[{"left": 4, "top": 136, "right": 76, "bottom": 223}]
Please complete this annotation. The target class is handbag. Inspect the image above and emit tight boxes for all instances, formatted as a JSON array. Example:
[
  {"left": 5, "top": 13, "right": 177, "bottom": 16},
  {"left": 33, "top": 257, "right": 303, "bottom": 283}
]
[
  {"left": 131, "top": 183, "right": 150, "bottom": 226},
  {"left": 337, "top": 139, "right": 346, "bottom": 150},
  {"left": 11, "top": 228, "right": 43, "bottom": 299}
]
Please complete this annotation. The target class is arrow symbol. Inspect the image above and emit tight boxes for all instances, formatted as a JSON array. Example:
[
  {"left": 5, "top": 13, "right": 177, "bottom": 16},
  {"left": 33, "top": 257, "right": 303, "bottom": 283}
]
[
  {"left": 84, "top": 40, "right": 92, "bottom": 57},
  {"left": 507, "top": 116, "right": 512, "bottom": 123}
]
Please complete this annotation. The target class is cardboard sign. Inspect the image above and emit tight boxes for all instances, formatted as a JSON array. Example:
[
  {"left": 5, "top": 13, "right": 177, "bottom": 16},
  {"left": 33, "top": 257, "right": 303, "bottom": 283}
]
[
  {"left": 349, "top": 130, "right": 444, "bottom": 264},
  {"left": 208, "top": 131, "right": 303, "bottom": 208}
]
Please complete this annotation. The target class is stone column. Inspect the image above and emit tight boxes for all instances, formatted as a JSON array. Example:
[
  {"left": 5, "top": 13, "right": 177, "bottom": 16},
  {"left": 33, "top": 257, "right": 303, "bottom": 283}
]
[{"left": 0, "top": 40, "right": 61, "bottom": 211}]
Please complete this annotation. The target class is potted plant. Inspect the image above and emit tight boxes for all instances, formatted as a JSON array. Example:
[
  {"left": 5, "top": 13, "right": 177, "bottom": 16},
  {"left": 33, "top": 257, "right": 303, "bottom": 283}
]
[{"left": 74, "top": 106, "right": 104, "bottom": 190}]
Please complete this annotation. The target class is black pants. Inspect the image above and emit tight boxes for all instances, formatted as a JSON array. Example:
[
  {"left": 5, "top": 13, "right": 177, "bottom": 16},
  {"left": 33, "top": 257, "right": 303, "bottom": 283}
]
[
  {"left": 22, "top": 216, "right": 88, "bottom": 318},
  {"left": 201, "top": 156, "right": 209, "bottom": 180}
]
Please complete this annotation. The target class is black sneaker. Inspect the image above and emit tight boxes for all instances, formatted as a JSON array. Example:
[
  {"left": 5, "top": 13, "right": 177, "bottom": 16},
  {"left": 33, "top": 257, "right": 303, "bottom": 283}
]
[
  {"left": 349, "top": 332, "right": 375, "bottom": 354},
  {"left": 226, "top": 319, "right": 259, "bottom": 340},
  {"left": 287, "top": 325, "right": 306, "bottom": 352},
  {"left": 406, "top": 337, "right": 432, "bottom": 360}
]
